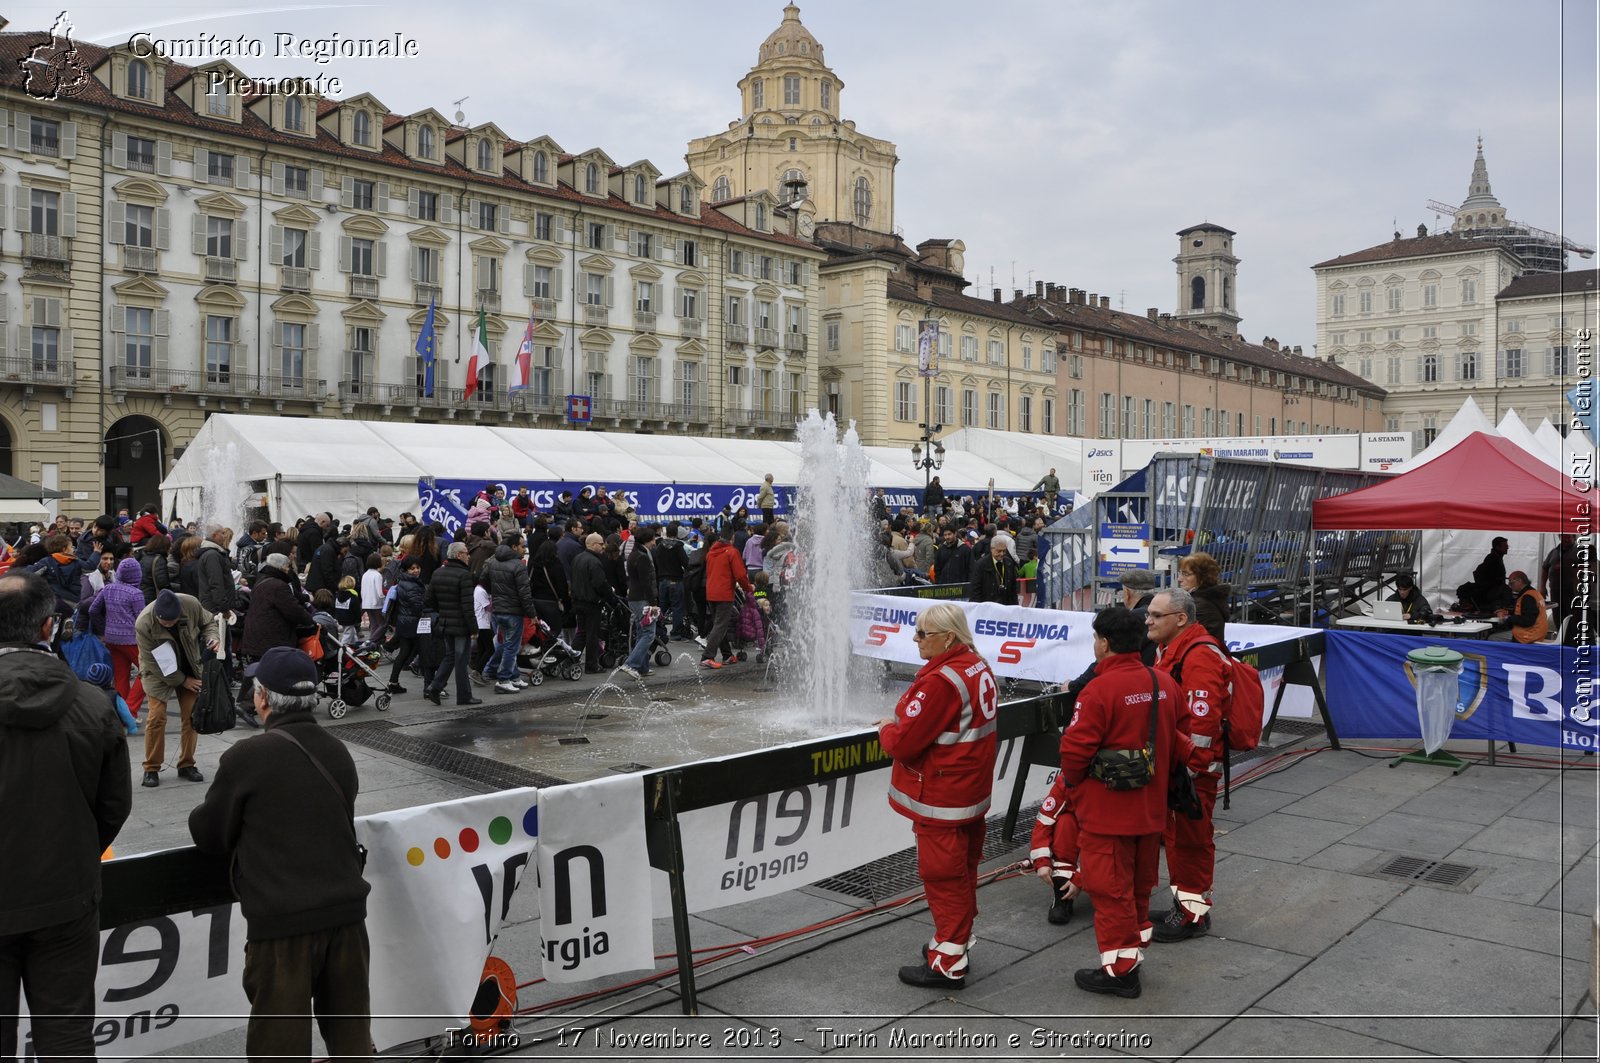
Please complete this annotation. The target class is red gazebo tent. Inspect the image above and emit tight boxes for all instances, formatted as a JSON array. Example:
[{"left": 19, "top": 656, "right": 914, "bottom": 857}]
[{"left": 1312, "top": 432, "right": 1585, "bottom": 532}]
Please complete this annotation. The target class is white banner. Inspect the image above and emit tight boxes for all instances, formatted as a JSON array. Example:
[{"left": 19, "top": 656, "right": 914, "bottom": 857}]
[
  {"left": 672, "top": 733, "right": 1054, "bottom": 912},
  {"left": 536, "top": 773, "right": 654, "bottom": 983},
  {"left": 850, "top": 595, "right": 1094, "bottom": 683},
  {"left": 1121, "top": 434, "right": 1363, "bottom": 473}
]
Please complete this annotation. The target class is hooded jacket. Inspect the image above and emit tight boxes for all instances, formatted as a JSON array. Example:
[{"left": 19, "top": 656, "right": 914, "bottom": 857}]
[
  {"left": 90, "top": 558, "right": 148, "bottom": 645},
  {"left": 240, "top": 566, "right": 315, "bottom": 658},
  {"left": 194, "top": 538, "right": 236, "bottom": 616},
  {"left": 0, "top": 644, "right": 131, "bottom": 934},
  {"left": 486, "top": 544, "right": 535, "bottom": 617},
  {"left": 32, "top": 551, "right": 89, "bottom": 610},
  {"left": 704, "top": 539, "right": 752, "bottom": 603}
]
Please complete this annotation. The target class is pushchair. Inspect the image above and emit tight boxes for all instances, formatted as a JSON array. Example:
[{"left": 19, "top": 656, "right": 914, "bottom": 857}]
[
  {"left": 314, "top": 629, "right": 391, "bottom": 719},
  {"left": 517, "top": 614, "right": 585, "bottom": 683},
  {"left": 605, "top": 595, "right": 673, "bottom": 670}
]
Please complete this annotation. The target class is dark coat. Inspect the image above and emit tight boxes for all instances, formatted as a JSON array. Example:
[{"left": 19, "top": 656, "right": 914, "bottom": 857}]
[
  {"left": 486, "top": 546, "right": 535, "bottom": 617},
  {"left": 306, "top": 542, "right": 342, "bottom": 595},
  {"left": 194, "top": 540, "right": 235, "bottom": 616},
  {"left": 569, "top": 549, "right": 610, "bottom": 605},
  {"left": 653, "top": 536, "right": 688, "bottom": 581},
  {"left": 1193, "top": 582, "right": 1231, "bottom": 645},
  {"left": 240, "top": 567, "right": 315, "bottom": 658},
  {"left": 296, "top": 524, "right": 325, "bottom": 567},
  {"left": 968, "top": 551, "right": 1019, "bottom": 605},
  {"left": 189, "top": 713, "right": 368, "bottom": 940},
  {"left": 390, "top": 573, "right": 427, "bottom": 638},
  {"left": 531, "top": 538, "right": 570, "bottom": 605},
  {"left": 626, "top": 544, "right": 657, "bottom": 605},
  {"left": 932, "top": 541, "right": 973, "bottom": 586},
  {"left": 137, "top": 547, "right": 175, "bottom": 605},
  {"left": 424, "top": 558, "right": 476, "bottom": 636},
  {"left": 0, "top": 644, "right": 131, "bottom": 935},
  {"left": 466, "top": 534, "right": 496, "bottom": 578}
]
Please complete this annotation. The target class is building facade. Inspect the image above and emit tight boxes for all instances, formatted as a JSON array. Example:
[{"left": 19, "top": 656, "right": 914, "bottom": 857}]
[{"left": 0, "top": 28, "right": 823, "bottom": 516}]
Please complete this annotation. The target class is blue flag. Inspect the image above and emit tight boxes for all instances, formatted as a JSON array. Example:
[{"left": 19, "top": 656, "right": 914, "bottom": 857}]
[
  {"left": 1567, "top": 379, "right": 1596, "bottom": 439},
  {"left": 416, "top": 297, "right": 438, "bottom": 398}
]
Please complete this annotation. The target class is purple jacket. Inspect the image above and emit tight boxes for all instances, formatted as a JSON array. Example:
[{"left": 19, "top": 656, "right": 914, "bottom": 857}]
[{"left": 90, "top": 558, "right": 148, "bottom": 645}]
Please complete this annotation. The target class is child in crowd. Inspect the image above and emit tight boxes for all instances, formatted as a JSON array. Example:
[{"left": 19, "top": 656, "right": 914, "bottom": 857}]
[
  {"left": 1030, "top": 774, "right": 1080, "bottom": 926},
  {"left": 737, "top": 571, "right": 770, "bottom": 658},
  {"left": 84, "top": 661, "right": 141, "bottom": 736},
  {"left": 469, "top": 571, "right": 495, "bottom": 685},
  {"left": 333, "top": 575, "right": 362, "bottom": 642}
]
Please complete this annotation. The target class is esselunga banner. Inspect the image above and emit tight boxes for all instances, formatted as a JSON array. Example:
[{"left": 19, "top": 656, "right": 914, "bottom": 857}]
[
  {"left": 1324, "top": 630, "right": 1596, "bottom": 750},
  {"left": 670, "top": 731, "right": 1055, "bottom": 913}
]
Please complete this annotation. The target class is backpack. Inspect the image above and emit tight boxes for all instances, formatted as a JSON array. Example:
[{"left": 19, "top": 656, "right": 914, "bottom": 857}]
[{"left": 1172, "top": 637, "right": 1266, "bottom": 810}]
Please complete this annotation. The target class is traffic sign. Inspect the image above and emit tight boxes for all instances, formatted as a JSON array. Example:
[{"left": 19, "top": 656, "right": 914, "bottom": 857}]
[{"left": 1097, "top": 521, "right": 1151, "bottom": 579}]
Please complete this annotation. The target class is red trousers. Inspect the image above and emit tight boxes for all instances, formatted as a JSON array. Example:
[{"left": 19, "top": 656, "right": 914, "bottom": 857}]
[
  {"left": 108, "top": 641, "right": 144, "bottom": 717},
  {"left": 914, "top": 819, "right": 985, "bottom": 978},
  {"left": 1163, "top": 771, "right": 1219, "bottom": 918},
  {"left": 1077, "top": 830, "right": 1160, "bottom": 975}
]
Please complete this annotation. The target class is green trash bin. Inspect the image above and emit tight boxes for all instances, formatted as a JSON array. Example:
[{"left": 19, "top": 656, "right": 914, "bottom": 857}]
[{"left": 1392, "top": 646, "right": 1470, "bottom": 774}]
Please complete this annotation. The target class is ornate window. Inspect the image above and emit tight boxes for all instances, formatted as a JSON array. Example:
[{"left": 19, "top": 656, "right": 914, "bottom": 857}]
[
  {"left": 712, "top": 176, "right": 731, "bottom": 202},
  {"left": 853, "top": 176, "right": 871, "bottom": 226},
  {"left": 585, "top": 162, "right": 600, "bottom": 194},
  {"left": 353, "top": 110, "right": 371, "bottom": 146},
  {"left": 532, "top": 150, "right": 548, "bottom": 183},
  {"left": 418, "top": 124, "right": 435, "bottom": 159},
  {"left": 477, "top": 139, "right": 494, "bottom": 170},
  {"left": 127, "top": 59, "right": 150, "bottom": 100}
]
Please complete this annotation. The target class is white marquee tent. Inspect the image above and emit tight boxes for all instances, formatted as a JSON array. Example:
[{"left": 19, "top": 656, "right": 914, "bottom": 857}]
[{"left": 161, "top": 414, "right": 1058, "bottom": 525}]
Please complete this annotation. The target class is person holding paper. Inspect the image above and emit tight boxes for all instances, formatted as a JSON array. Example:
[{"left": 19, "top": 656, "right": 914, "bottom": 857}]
[{"left": 135, "top": 589, "right": 220, "bottom": 788}]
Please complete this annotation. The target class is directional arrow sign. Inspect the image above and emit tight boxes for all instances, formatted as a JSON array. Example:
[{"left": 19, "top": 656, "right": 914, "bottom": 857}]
[{"left": 1109, "top": 544, "right": 1141, "bottom": 556}]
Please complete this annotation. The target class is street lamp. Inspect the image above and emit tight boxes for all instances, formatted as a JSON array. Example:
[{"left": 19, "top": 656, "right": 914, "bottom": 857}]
[{"left": 910, "top": 314, "right": 944, "bottom": 510}]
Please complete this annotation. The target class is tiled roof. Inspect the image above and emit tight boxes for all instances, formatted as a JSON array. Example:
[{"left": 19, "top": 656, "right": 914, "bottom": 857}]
[
  {"left": 0, "top": 30, "right": 815, "bottom": 250},
  {"left": 1011, "top": 294, "right": 1384, "bottom": 396},
  {"left": 1311, "top": 231, "right": 1518, "bottom": 269},
  {"left": 1497, "top": 269, "right": 1599, "bottom": 301},
  {"left": 1177, "top": 222, "right": 1236, "bottom": 237},
  {"left": 884, "top": 279, "right": 1043, "bottom": 330}
]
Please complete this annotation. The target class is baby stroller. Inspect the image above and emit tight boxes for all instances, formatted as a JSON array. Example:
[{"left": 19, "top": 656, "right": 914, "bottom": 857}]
[
  {"left": 314, "top": 630, "right": 391, "bottom": 719},
  {"left": 596, "top": 593, "right": 656, "bottom": 670},
  {"left": 517, "top": 615, "right": 585, "bottom": 683}
]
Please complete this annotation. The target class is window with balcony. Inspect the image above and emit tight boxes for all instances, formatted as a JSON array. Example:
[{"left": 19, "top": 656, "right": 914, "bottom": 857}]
[
  {"left": 679, "top": 360, "right": 701, "bottom": 407},
  {"left": 351, "top": 238, "right": 375, "bottom": 277},
  {"left": 206, "top": 217, "right": 233, "bottom": 259},
  {"left": 960, "top": 336, "right": 978, "bottom": 361},
  {"left": 347, "top": 326, "right": 373, "bottom": 395},
  {"left": 756, "top": 300, "right": 774, "bottom": 330},
  {"left": 585, "top": 272, "right": 607, "bottom": 306},
  {"left": 988, "top": 339, "right": 1005, "bottom": 365},
  {"left": 205, "top": 315, "right": 233, "bottom": 384},
  {"left": 278, "top": 322, "right": 307, "bottom": 388},
  {"left": 962, "top": 389, "right": 977, "bottom": 428},
  {"left": 726, "top": 295, "right": 743, "bottom": 325},
  {"left": 283, "top": 165, "right": 309, "bottom": 197},
  {"left": 282, "top": 228, "right": 307, "bottom": 268},
  {"left": 531, "top": 265, "right": 553, "bottom": 301},
  {"left": 207, "top": 151, "right": 234, "bottom": 184},
  {"left": 30, "top": 189, "right": 59, "bottom": 236},
  {"left": 124, "top": 204, "right": 154, "bottom": 248},
  {"left": 30, "top": 118, "right": 60, "bottom": 155},
  {"left": 757, "top": 255, "right": 773, "bottom": 280},
  {"left": 679, "top": 239, "right": 699, "bottom": 267},
  {"left": 630, "top": 356, "right": 658, "bottom": 405},
  {"left": 477, "top": 201, "right": 498, "bottom": 231},
  {"left": 531, "top": 345, "right": 558, "bottom": 402},
  {"left": 636, "top": 281, "right": 655, "bottom": 313},
  {"left": 678, "top": 286, "right": 698, "bottom": 319},
  {"left": 415, "top": 247, "right": 440, "bottom": 284},
  {"left": 587, "top": 222, "right": 607, "bottom": 249},
  {"left": 206, "top": 85, "right": 229, "bottom": 116},
  {"left": 988, "top": 392, "right": 1006, "bottom": 430},
  {"left": 533, "top": 212, "right": 555, "bottom": 241},
  {"left": 895, "top": 324, "right": 914, "bottom": 352},
  {"left": 126, "top": 136, "right": 156, "bottom": 172},
  {"left": 124, "top": 307, "right": 153, "bottom": 380},
  {"left": 31, "top": 326, "right": 59, "bottom": 374},
  {"left": 416, "top": 191, "right": 438, "bottom": 221}
]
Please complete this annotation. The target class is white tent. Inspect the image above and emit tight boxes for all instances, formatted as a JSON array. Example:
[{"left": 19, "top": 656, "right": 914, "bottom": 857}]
[
  {"left": 1533, "top": 418, "right": 1567, "bottom": 465},
  {"left": 938, "top": 428, "right": 1084, "bottom": 490},
  {"left": 1408, "top": 396, "right": 1496, "bottom": 469},
  {"left": 160, "top": 414, "right": 1045, "bottom": 526},
  {"left": 1495, "top": 410, "right": 1560, "bottom": 470}
]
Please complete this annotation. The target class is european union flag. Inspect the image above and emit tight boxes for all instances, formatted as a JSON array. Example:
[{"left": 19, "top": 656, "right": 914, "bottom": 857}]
[{"left": 416, "top": 297, "right": 438, "bottom": 398}]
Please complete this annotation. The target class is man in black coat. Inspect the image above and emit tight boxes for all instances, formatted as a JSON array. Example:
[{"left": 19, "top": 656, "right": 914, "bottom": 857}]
[
  {"left": 422, "top": 542, "right": 481, "bottom": 706},
  {"left": 569, "top": 533, "right": 610, "bottom": 673},
  {"left": 1471, "top": 536, "right": 1513, "bottom": 612},
  {"left": 305, "top": 537, "right": 343, "bottom": 596},
  {"left": 655, "top": 522, "right": 690, "bottom": 639},
  {"left": 484, "top": 535, "right": 536, "bottom": 692},
  {"left": 238, "top": 553, "right": 315, "bottom": 725},
  {"left": 968, "top": 534, "right": 1019, "bottom": 605},
  {"left": 932, "top": 527, "right": 973, "bottom": 587},
  {"left": 189, "top": 646, "right": 370, "bottom": 1062},
  {"left": 0, "top": 571, "right": 131, "bottom": 1061},
  {"left": 296, "top": 513, "right": 329, "bottom": 573}
]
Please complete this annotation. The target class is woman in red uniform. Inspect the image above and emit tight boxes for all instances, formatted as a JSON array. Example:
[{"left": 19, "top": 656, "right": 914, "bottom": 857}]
[{"left": 877, "top": 603, "right": 999, "bottom": 990}]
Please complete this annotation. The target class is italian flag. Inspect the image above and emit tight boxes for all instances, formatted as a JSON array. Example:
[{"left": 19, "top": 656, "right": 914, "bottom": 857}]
[{"left": 464, "top": 307, "right": 490, "bottom": 401}]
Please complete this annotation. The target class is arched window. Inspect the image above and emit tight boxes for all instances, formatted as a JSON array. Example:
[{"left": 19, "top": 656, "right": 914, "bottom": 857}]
[
  {"left": 781, "top": 169, "right": 808, "bottom": 203},
  {"left": 283, "top": 95, "right": 304, "bottom": 132},
  {"left": 820, "top": 79, "right": 831, "bottom": 111},
  {"left": 1222, "top": 275, "right": 1231, "bottom": 309},
  {"left": 634, "top": 173, "right": 648, "bottom": 203},
  {"left": 418, "top": 124, "right": 435, "bottom": 158},
  {"left": 752, "top": 78, "right": 765, "bottom": 109},
  {"left": 680, "top": 184, "right": 694, "bottom": 214},
  {"left": 712, "top": 176, "right": 731, "bottom": 202},
  {"left": 853, "top": 176, "right": 872, "bottom": 226},
  {"left": 532, "top": 150, "right": 548, "bottom": 183},
  {"left": 1190, "top": 276, "right": 1206, "bottom": 310},
  {"left": 126, "top": 59, "right": 149, "bottom": 100},
  {"left": 755, "top": 203, "right": 767, "bottom": 230},
  {"left": 352, "top": 110, "right": 371, "bottom": 146},
  {"left": 585, "top": 162, "right": 600, "bottom": 193},
  {"left": 477, "top": 138, "right": 493, "bottom": 170}
]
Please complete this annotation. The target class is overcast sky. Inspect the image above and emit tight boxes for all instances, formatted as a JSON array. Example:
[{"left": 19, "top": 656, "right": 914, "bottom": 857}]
[{"left": 18, "top": 0, "right": 1599, "bottom": 351}]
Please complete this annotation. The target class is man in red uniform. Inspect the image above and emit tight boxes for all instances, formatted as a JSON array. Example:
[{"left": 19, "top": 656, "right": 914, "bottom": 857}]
[
  {"left": 1146, "top": 586, "right": 1230, "bottom": 941},
  {"left": 877, "top": 603, "right": 999, "bottom": 990},
  {"left": 1059, "top": 605, "right": 1180, "bottom": 997}
]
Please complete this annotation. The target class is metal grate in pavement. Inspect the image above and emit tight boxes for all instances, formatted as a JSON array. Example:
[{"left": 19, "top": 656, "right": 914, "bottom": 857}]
[
  {"left": 1375, "top": 854, "right": 1479, "bottom": 888},
  {"left": 815, "top": 802, "right": 1042, "bottom": 902},
  {"left": 336, "top": 720, "right": 569, "bottom": 789}
]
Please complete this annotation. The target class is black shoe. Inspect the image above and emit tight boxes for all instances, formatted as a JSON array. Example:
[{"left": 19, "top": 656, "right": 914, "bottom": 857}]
[
  {"left": 1152, "top": 906, "right": 1210, "bottom": 943},
  {"left": 387, "top": 682, "right": 407, "bottom": 694},
  {"left": 422, "top": 688, "right": 442, "bottom": 706},
  {"left": 141, "top": 771, "right": 159, "bottom": 788},
  {"left": 234, "top": 706, "right": 260, "bottom": 729},
  {"left": 897, "top": 962, "right": 965, "bottom": 991},
  {"left": 177, "top": 766, "right": 205, "bottom": 783},
  {"left": 1074, "top": 966, "right": 1141, "bottom": 998},
  {"left": 1048, "top": 897, "right": 1075, "bottom": 925},
  {"left": 458, "top": 697, "right": 484, "bottom": 707},
  {"left": 584, "top": 665, "right": 603, "bottom": 674}
]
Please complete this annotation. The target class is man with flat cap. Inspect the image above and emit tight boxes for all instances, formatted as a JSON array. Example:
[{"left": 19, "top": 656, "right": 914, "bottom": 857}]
[{"left": 190, "top": 645, "right": 372, "bottom": 1061}]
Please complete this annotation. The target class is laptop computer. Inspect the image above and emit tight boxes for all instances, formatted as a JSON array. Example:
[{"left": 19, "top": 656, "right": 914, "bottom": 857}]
[{"left": 1371, "top": 600, "right": 1404, "bottom": 621}]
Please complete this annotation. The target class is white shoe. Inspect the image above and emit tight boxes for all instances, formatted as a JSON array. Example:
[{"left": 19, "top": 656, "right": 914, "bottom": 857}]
[
  {"left": 513, "top": 676, "right": 531, "bottom": 689},
  {"left": 619, "top": 665, "right": 641, "bottom": 679},
  {"left": 494, "top": 681, "right": 520, "bottom": 694}
]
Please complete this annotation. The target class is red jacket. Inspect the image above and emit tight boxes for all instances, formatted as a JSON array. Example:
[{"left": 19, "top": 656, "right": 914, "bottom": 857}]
[
  {"left": 1030, "top": 774, "right": 1075, "bottom": 870},
  {"left": 880, "top": 645, "right": 999, "bottom": 827},
  {"left": 704, "top": 539, "right": 752, "bottom": 603},
  {"left": 128, "top": 513, "right": 165, "bottom": 545},
  {"left": 1156, "top": 621, "right": 1230, "bottom": 774},
  {"left": 1059, "top": 652, "right": 1178, "bottom": 836}
]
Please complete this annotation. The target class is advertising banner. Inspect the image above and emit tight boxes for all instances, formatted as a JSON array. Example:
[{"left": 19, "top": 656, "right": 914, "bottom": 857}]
[
  {"left": 419, "top": 478, "right": 793, "bottom": 535},
  {"left": 536, "top": 774, "right": 654, "bottom": 983},
  {"left": 850, "top": 595, "right": 1092, "bottom": 683},
  {"left": 1358, "top": 432, "right": 1415, "bottom": 473},
  {"left": 1081, "top": 441, "right": 1124, "bottom": 497},
  {"left": 1324, "top": 630, "right": 1595, "bottom": 750},
  {"left": 672, "top": 732, "right": 1054, "bottom": 912},
  {"left": 1121, "top": 434, "right": 1363, "bottom": 474}
]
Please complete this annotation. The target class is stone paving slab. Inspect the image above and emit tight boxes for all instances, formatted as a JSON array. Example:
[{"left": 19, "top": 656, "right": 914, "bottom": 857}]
[
  {"left": 1300, "top": 841, "right": 1392, "bottom": 874},
  {"left": 1186, "top": 1007, "right": 1448, "bottom": 1060},
  {"left": 1462, "top": 815, "right": 1598, "bottom": 867},
  {"left": 1205, "top": 853, "right": 1404, "bottom": 956},
  {"left": 1441, "top": 844, "right": 1571, "bottom": 904},
  {"left": 1336, "top": 809, "right": 1487, "bottom": 859},
  {"left": 1213, "top": 805, "right": 1360, "bottom": 863},
  {"left": 1207, "top": 781, "right": 1304, "bottom": 825},
  {"left": 1513, "top": 786, "right": 1600, "bottom": 828},
  {"left": 1256, "top": 920, "right": 1585, "bottom": 1058},
  {"left": 1274, "top": 779, "right": 1422, "bottom": 826},
  {"left": 1237, "top": 752, "right": 1375, "bottom": 795},
  {"left": 1396, "top": 778, "right": 1532, "bottom": 825},
  {"left": 1374, "top": 882, "right": 1591, "bottom": 958},
  {"left": 1550, "top": 1013, "right": 1597, "bottom": 1061},
  {"left": 1539, "top": 857, "right": 1599, "bottom": 919}
]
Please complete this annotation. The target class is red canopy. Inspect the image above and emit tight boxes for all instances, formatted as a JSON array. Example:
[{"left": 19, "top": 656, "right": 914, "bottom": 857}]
[{"left": 1312, "top": 432, "right": 1585, "bottom": 532}]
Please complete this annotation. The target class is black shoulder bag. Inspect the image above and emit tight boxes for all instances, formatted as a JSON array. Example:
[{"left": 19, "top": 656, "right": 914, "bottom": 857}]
[
  {"left": 268, "top": 729, "right": 368, "bottom": 870},
  {"left": 1088, "top": 668, "right": 1159, "bottom": 790}
]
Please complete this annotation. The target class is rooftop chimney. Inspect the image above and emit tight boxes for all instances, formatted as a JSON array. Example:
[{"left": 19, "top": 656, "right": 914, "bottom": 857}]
[
  {"left": 1147, "top": 308, "right": 1159, "bottom": 321},
  {"left": 1052, "top": 285, "right": 1068, "bottom": 304},
  {"left": 1100, "top": 296, "right": 1111, "bottom": 309},
  {"left": 1417, "top": 223, "right": 1428, "bottom": 238},
  {"left": 1088, "top": 293, "right": 1098, "bottom": 307},
  {"left": 992, "top": 288, "right": 1002, "bottom": 303},
  {"left": 1044, "top": 282, "right": 1056, "bottom": 300},
  {"left": 1292, "top": 345, "right": 1303, "bottom": 355},
  {"left": 1070, "top": 288, "right": 1085, "bottom": 305},
  {"left": 1035, "top": 281, "right": 1045, "bottom": 297},
  {"left": 1160, "top": 313, "right": 1173, "bottom": 325},
  {"left": 1014, "top": 289, "right": 1024, "bottom": 302}
]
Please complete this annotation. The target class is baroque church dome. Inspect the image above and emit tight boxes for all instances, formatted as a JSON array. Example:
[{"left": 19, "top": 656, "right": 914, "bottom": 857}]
[{"left": 759, "top": 4, "right": 825, "bottom": 66}]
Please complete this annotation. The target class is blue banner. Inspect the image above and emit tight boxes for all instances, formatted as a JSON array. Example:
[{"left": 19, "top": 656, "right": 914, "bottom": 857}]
[
  {"left": 1325, "top": 630, "right": 1596, "bottom": 752},
  {"left": 419, "top": 478, "right": 794, "bottom": 535}
]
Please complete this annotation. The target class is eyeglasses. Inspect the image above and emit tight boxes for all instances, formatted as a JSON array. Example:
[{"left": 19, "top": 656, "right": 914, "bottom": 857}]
[
  {"left": 913, "top": 628, "right": 944, "bottom": 640},
  {"left": 1144, "top": 610, "right": 1180, "bottom": 620}
]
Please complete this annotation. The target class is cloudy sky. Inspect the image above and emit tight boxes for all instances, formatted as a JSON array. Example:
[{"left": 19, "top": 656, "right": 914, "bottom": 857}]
[{"left": 17, "top": 0, "right": 1599, "bottom": 350}]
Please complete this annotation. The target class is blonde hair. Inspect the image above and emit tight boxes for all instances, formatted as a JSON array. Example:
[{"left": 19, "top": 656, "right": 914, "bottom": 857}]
[
  {"left": 919, "top": 603, "right": 981, "bottom": 656},
  {"left": 338, "top": 575, "right": 357, "bottom": 591}
]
